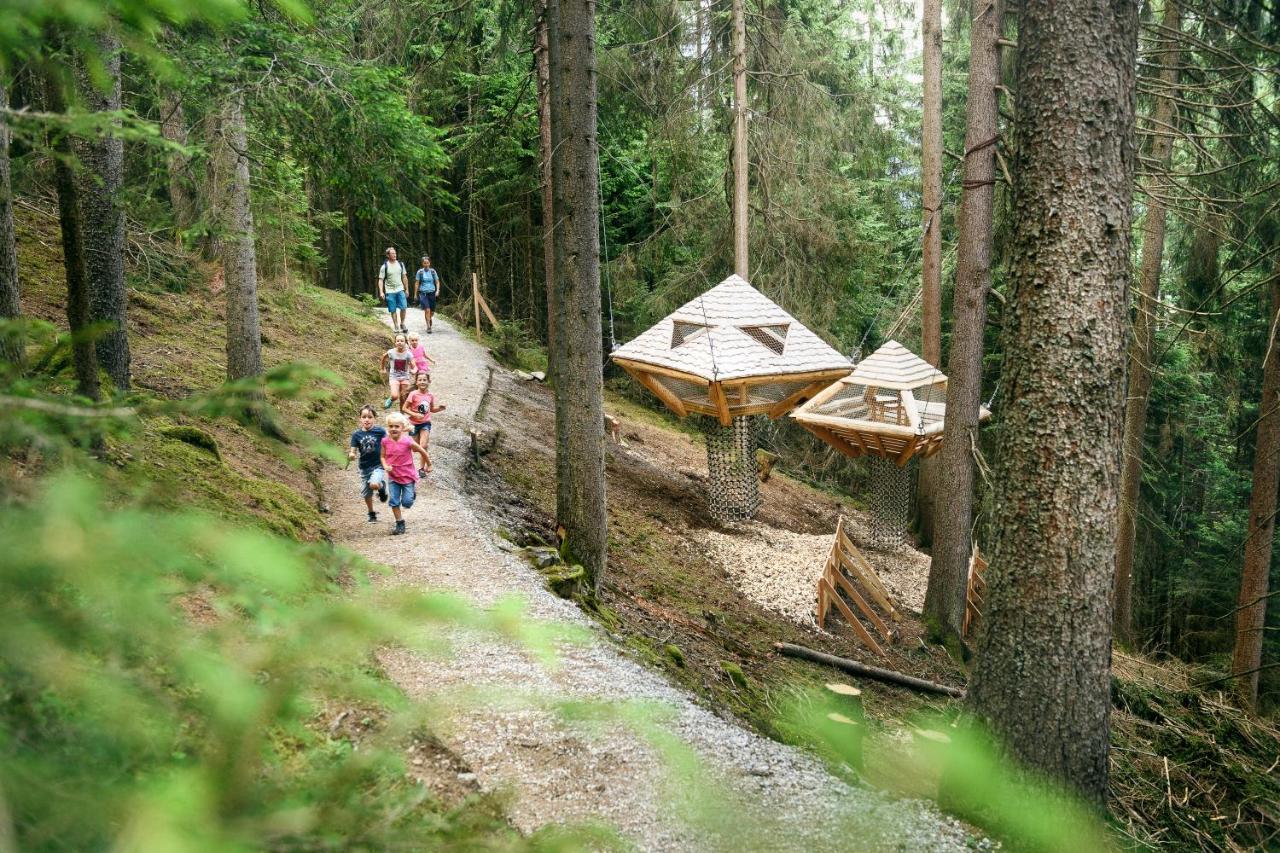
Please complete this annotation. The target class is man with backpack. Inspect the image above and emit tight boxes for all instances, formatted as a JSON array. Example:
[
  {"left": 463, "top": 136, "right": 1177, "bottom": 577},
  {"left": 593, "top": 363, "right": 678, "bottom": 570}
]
[
  {"left": 377, "top": 247, "right": 410, "bottom": 333},
  {"left": 413, "top": 255, "right": 442, "bottom": 334}
]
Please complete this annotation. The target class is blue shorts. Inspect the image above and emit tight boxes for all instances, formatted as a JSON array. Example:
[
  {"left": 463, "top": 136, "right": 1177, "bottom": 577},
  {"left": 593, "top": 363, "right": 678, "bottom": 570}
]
[
  {"left": 388, "top": 480, "right": 416, "bottom": 509},
  {"left": 385, "top": 290, "right": 408, "bottom": 312},
  {"left": 412, "top": 422, "right": 432, "bottom": 438},
  {"left": 360, "top": 466, "right": 385, "bottom": 498},
  {"left": 419, "top": 291, "right": 437, "bottom": 310}
]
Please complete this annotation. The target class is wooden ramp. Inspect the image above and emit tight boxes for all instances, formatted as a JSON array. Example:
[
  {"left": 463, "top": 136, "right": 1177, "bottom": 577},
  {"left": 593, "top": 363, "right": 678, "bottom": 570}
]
[
  {"left": 815, "top": 518, "right": 900, "bottom": 657},
  {"left": 963, "top": 544, "right": 988, "bottom": 638}
]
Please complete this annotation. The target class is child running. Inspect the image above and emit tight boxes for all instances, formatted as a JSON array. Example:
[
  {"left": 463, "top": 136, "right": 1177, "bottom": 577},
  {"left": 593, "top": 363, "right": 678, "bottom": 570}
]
[
  {"left": 401, "top": 372, "right": 446, "bottom": 476},
  {"left": 406, "top": 332, "right": 435, "bottom": 376},
  {"left": 380, "top": 334, "right": 415, "bottom": 409},
  {"left": 347, "top": 404, "right": 388, "bottom": 523},
  {"left": 380, "top": 412, "right": 430, "bottom": 536}
]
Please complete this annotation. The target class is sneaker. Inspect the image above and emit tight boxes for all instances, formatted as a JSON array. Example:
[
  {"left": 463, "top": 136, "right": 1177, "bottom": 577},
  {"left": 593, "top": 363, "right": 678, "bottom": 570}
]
[
  {"left": 367, "top": 510, "right": 378, "bottom": 523},
  {"left": 378, "top": 483, "right": 388, "bottom": 503},
  {"left": 392, "top": 519, "right": 406, "bottom": 535},
  {"left": 384, "top": 397, "right": 393, "bottom": 409}
]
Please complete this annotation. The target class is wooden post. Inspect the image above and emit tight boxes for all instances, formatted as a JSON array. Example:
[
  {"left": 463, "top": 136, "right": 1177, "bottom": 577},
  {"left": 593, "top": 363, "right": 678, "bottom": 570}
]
[{"left": 473, "top": 271, "right": 481, "bottom": 337}]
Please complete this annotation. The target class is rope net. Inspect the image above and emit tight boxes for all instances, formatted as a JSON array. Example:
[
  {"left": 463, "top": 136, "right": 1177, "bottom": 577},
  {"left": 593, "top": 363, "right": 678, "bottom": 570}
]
[
  {"left": 704, "top": 415, "right": 761, "bottom": 523},
  {"left": 867, "top": 456, "right": 912, "bottom": 549}
]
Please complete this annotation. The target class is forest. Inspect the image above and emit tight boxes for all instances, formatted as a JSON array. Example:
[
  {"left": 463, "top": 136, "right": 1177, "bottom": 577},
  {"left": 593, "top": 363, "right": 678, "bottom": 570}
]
[{"left": 1, "top": 0, "right": 1279, "bottom": 849}]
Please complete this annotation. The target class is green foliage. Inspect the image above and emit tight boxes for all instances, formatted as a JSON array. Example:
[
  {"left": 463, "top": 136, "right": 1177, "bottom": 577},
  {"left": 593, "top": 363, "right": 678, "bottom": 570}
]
[{"left": 0, "top": 473, "right": 563, "bottom": 849}]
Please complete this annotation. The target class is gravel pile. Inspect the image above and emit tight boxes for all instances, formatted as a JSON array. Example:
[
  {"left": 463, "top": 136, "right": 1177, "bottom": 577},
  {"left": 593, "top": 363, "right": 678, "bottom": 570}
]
[{"left": 698, "top": 518, "right": 932, "bottom": 629}]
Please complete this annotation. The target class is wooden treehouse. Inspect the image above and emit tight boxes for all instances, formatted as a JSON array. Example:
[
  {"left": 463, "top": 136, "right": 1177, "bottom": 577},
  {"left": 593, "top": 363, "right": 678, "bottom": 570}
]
[
  {"left": 610, "top": 275, "right": 851, "bottom": 427},
  {"left": 790, "top": 340, "right": 991, "bottom": 467}
]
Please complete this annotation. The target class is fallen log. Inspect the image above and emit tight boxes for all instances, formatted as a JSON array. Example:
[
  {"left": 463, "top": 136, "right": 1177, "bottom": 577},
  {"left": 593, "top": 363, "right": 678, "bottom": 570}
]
[{"left": 773, "top": 642, "right": 965, "bottom": 699}]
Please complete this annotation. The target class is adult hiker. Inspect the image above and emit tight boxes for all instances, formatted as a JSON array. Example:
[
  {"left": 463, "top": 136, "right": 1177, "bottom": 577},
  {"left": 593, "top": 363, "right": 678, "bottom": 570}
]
[
  {"left": 378, "top": 247, "right": 410, "bottom": 333},
  {"left": 414, "top": 255, "right": 442, "bottom": 334}
]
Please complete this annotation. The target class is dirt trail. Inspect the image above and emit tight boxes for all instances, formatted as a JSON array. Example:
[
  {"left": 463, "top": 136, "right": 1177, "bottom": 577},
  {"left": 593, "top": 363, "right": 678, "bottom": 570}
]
[{"left": 322, "top": 314, "right": 971, "bottom": 851}]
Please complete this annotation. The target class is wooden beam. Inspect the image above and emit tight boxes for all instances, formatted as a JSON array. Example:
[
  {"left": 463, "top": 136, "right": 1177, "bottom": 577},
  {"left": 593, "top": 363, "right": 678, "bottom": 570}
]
[
  {"left": 710, "top": 381, "right": 732, "bottom": 426},
  {"left": 792, "top": 377, "right": 848, "bottom": 414},
  {"left": 476, "top": 288, "right": 500, "bottom": 327},
  {"left": 896, "top": 436, "right": 921, "bottom": 467},
  {"left": 820, "top": 577, "right": 886, "bottom": 657},
  {"left": 800, "top": 423, "right": 864, "bottom": 460},
  {"left": 794, "top": 412, "right": 921, "bottom": 438},
  {"left": 624, "top": 365, "right": 689, "bottom": 418},
  {"left": 610, "top": 358, "right": 708, "bottom": 386},
  {"left": 901, "top": 389, "right": 921, "bottom": 430},
  {"left": 767, "top": 379, "right": 832, "bottom": 419},
  {"left": 831, "top": 567, "right": 894, "bottom": 643},
  {"left": 741, "top": 368, "right": 851, "bottom": 387}
]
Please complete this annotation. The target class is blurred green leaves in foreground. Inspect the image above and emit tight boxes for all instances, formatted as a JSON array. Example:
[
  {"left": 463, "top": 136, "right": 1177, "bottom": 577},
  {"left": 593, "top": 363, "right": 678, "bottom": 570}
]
[{"left": 0, "top": 474, "right": 576, "bottom": 849}]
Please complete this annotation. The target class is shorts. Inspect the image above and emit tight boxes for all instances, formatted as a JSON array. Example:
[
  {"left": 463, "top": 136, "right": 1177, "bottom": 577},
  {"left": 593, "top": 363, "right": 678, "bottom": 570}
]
[
  {"left": 412, "top": 421, "right": 432, "bottom": 437},
  {"left": 360, "top": 466, "right": 385, "bottom": 498},
  {"left": 388, "top": 480, "right": 416, "bottom": 509},
  {"left": 385, "top": 290, "right": 407, "bottom": 312},
  {"left": 389, "top": 372, "right": 412, "bottom": 385},
  {"left": 419, "top": 291, "right": 437, "bottom": 310}
]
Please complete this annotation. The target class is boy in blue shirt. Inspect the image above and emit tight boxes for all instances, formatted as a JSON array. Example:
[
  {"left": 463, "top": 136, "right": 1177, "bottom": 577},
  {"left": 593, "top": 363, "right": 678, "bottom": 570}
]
[
  {"left": 413, "top": 256, "right": 442, "bottom": 334},
  {"left": 347, "top": 405, "right": 388, "bottom": 522}
]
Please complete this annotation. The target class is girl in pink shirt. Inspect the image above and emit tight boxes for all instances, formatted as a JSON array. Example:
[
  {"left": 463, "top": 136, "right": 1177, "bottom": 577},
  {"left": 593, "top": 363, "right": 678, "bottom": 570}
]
[
  {"left": 379, "top": 413, "right": 430, "bottom": 536},
  {"left": 401, "top": 372, "right": 446, "bottom": 475},
  {"left": 406, "top": 332, "right": 435, "bottom": 375}
]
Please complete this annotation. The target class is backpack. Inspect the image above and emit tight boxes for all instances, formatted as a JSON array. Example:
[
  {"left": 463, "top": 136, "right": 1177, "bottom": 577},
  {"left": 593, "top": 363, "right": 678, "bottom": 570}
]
[{"left": 418, "top": 267, "right": 438, "bottom": 293}]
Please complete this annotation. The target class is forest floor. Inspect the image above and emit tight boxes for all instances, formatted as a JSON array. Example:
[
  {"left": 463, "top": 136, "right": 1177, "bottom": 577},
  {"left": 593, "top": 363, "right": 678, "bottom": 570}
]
[{"left": 321, "top": 313, "right": 977, "bottom": 851}]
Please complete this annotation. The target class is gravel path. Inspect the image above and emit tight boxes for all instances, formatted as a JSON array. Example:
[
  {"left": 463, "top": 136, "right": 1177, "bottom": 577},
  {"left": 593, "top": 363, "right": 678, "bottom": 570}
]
[{"left": 322, "top": 314, "right": 972, "bottom": 851}]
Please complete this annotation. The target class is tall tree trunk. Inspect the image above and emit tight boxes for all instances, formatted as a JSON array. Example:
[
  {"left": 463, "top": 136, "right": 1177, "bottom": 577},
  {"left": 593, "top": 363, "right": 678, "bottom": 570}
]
[
  {"left": 1231, "top": 275, "right": 1280, "bottom": 709},
  {"left": 730, "top": 0, "right": 748, "bottom": 280},
  {"left": 1115, "top": 0, "right": 1182, "bottom": 647},
  {"left": 915, "top": 0, "right": 945, "bottom": 546},
  {"left": 159, "top": 88, "right": 196, "bottom": 234},
  {"left": 967, "top": 0, "right": 1137, "bottom": 806},
  {"left": 76, "top": 30, "right": 131, "bottom": 391},
  {"left": 921, "top": 0, "right": 943, "bottom": 368},
  {"left": 0, "top": 79, "right": 21, "bottom": 365},
  {"left": 215, "top": 92, "right": 263, "bottom": 382},
  {"left": 536, "top": 0, "right": 556, "bottom": 355},
  {"left": 45, "top": 66, "right": 100, "bottom": 401},
  {"left": 547, "top": 0, "right": 608, "bottom": 590},
  {"left": 922, "top": 0, "right": 1002, "bottom": 646}
]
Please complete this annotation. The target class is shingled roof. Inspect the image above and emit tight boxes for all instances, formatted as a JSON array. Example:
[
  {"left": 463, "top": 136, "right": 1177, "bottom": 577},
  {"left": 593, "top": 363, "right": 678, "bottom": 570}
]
[
  {"left": 610, "top": 275, "right": 850, "bottom": 382},
  {"left": 846, "top": 340, "right": 943, "bottom": 390}
]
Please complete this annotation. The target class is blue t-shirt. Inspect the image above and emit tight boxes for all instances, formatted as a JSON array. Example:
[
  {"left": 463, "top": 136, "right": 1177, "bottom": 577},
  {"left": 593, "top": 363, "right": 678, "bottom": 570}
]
[
  {"left": 350, "top": 426, "right": 387, "bottom": 472},
  {"left": 416, "top": 268, "right": 439, "bottom": 293}
]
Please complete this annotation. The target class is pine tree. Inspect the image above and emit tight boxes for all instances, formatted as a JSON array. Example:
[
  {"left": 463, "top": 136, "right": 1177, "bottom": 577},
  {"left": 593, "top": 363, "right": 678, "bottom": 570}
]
[
  {"left": 922, "top": 0, "right": 1003, "bottom": 646},
  {"left": 547, "top": 0, "right": 608, "bottom": 589},
  {"left": 967, "top": 0, "right": 1138, "bottom": 803},
  {"left": 0, "top": 78, "right": 21, "bottom": 365},
  {"left": 75, "top": 29, "right": 131, "bottom": 391},
  {"left": 214, "top": 91, "right": 263, "bottom": 383}
]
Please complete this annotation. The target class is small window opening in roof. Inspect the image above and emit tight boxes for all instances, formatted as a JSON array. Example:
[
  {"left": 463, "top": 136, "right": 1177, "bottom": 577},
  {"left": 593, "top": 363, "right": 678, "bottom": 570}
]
[
  {"left": 671, "top": 320, "right": 708, "bottom": 348},
  {"left": 739, "top": 324, "right": 789, "bottom": 355}
]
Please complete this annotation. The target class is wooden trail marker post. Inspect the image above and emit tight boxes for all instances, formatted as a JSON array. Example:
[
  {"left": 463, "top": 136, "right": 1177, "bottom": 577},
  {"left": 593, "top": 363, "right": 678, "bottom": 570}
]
[{"left": 472, "top": 271, "right": 500, "bottom": 336}]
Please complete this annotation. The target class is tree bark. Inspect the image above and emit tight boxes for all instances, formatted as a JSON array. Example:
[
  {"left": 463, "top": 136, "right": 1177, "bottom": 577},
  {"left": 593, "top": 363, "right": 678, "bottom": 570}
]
[
  {"left": 730, "top": 0, "right": 748, "bottom": 280},
  {"left": 920, "top": 0, "right": 942, "bottom": 369},
  {"left": 0, "top": 79, "right": 21, "bottom": 365},
  {"left": 1231, "top": 275, "right": 1280, "bottom": 709},
  {"left": 547, "top": 0, "right": 608, "bottom": 590},
  {"left": 967, "top": 0, "right": 1137, "bottom": 806},
  {"left": 215, "top": 92, "right": 263, "bottom": 382},
  {"left": 922, "top": 0, "right": 1002, "bottom": 646},
  {"left": 75, "top": 30, "right": 131, "bottom": 391},
  {"left": 536, "top": 0, "right": 556, "bottom": 356},
  {"left": 1115, "top": 0, "right": 1181, "bottom": 647},
  {"left": 45, "top": 66, "right": 100, "bottom": 401},
  {"left": 914, "top": 0, "right": 945, "bottom": 546},
  {"left": 159, "top": 88, "right": 196, "bottom": 234}
]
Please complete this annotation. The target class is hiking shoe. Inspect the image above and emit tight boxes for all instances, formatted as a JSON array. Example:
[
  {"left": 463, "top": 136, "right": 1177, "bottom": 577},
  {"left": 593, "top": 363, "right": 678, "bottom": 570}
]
[
  {"left": 367, "top": 511, "right": 378, "bottom": 523},
  {"left": 378, "top": 483, "right": 388, "bottom": 503},
  {"left": 392, "top": 520, "right": 406, "bottom": 535},
  {"left": 383, "top": 397, "right": 393, "bottom": 409}
]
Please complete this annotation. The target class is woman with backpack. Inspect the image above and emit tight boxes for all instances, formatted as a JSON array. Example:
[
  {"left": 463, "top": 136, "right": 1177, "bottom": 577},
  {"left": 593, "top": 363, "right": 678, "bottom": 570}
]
[{"left": 413, "top": 255, "right": 441, "bottom": 334}]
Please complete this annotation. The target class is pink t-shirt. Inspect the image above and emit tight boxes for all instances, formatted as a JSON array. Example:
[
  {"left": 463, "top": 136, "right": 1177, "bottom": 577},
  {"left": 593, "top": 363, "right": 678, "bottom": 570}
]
[
  {"left": 381, "top": 435, "right": 419, "bottom": 484},
  {"left": 404, "top": 389, "right": 435, "bottom": 425},
  {"left": 409, "top": 344, "right": 431, "bottom": 373}
]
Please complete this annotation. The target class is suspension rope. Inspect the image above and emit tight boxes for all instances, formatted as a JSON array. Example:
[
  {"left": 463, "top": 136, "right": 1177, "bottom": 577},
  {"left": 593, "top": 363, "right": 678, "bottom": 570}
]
[{"left": 598, "top": 161, "right": 617, "bottom": 351}]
